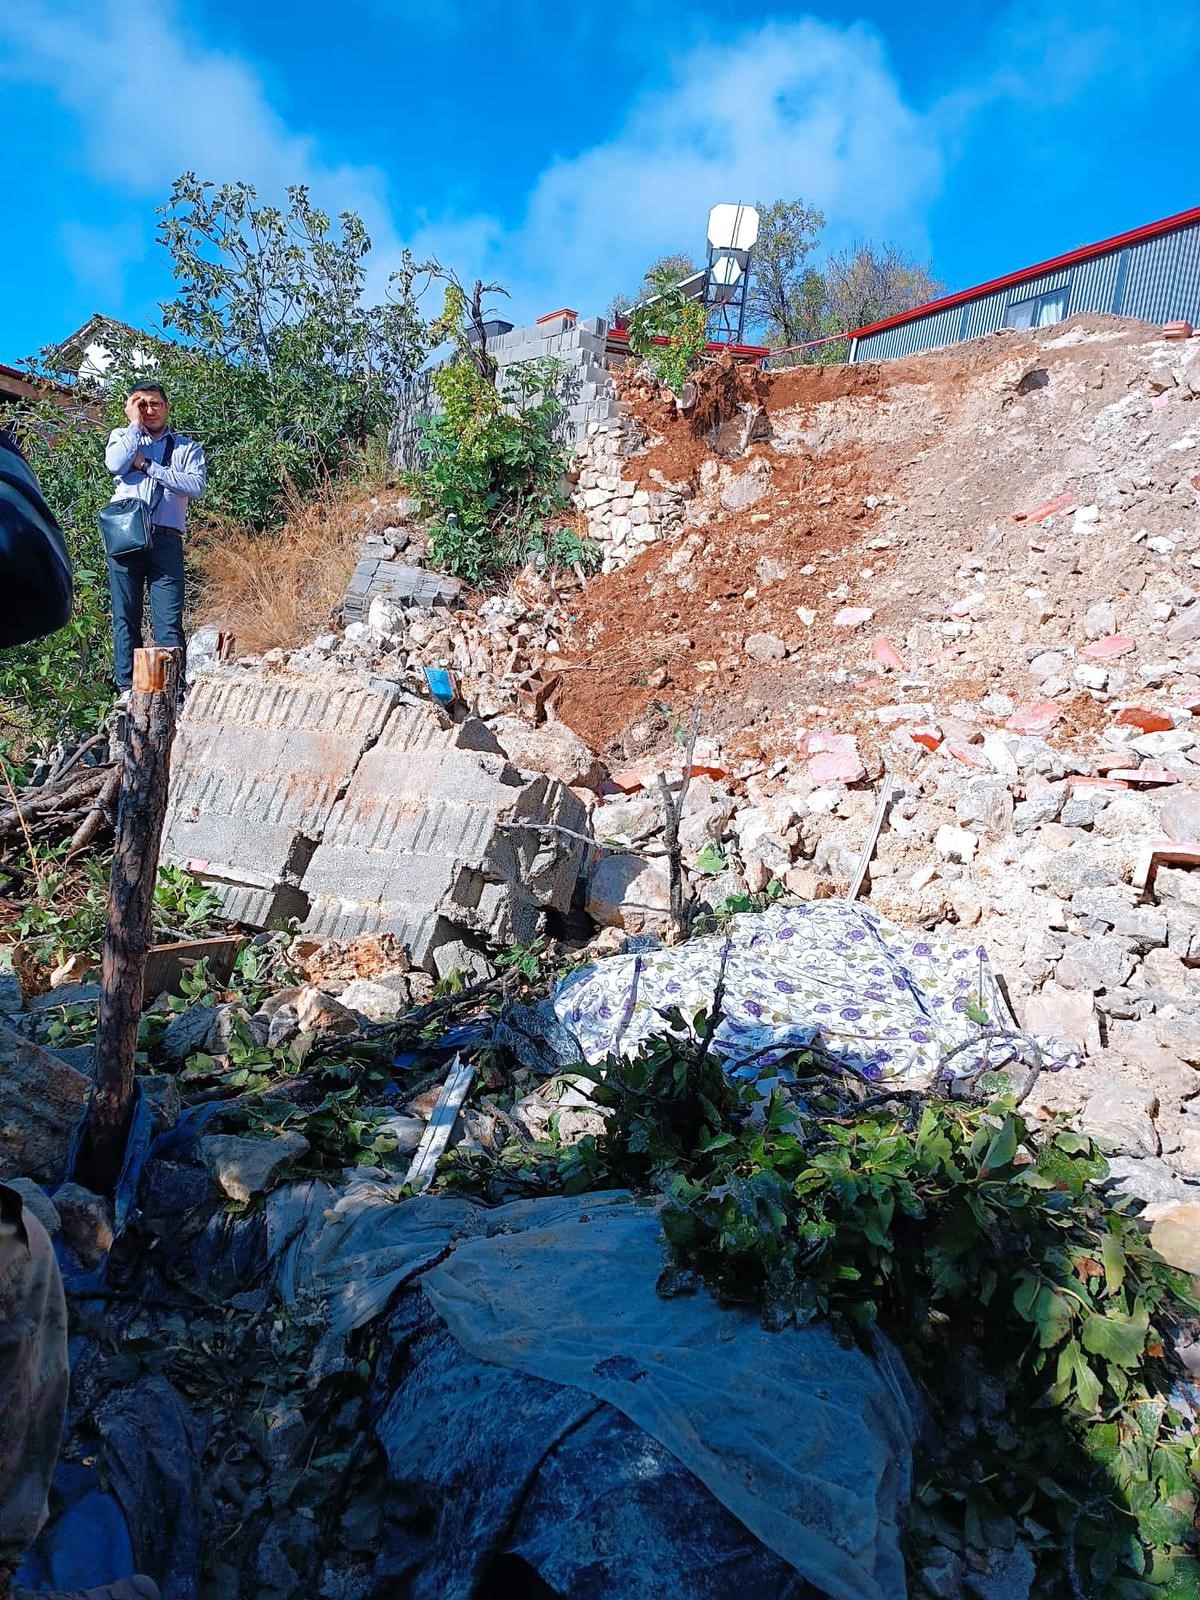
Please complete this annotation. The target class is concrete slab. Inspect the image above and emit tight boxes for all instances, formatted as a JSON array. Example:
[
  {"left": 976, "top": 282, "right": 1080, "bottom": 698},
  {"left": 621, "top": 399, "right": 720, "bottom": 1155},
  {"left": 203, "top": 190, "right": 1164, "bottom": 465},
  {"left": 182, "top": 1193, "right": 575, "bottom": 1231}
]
[
  {"left": 162, "top": 667, "right": 400, "bottom": 926},
  {"left": 164, "top": 667, "right": 588, "bottom": 970}
]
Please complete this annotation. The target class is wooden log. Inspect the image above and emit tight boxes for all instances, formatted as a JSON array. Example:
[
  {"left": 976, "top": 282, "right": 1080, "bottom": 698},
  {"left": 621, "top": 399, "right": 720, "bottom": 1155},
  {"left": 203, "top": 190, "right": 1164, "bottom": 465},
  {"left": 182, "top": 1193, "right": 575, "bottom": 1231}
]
[
  {"left": 77, "top": 648, "right": 181, "bottom": 1191},
  {"left": 65, "top": 766, "right": 121, "bottom": 857}
]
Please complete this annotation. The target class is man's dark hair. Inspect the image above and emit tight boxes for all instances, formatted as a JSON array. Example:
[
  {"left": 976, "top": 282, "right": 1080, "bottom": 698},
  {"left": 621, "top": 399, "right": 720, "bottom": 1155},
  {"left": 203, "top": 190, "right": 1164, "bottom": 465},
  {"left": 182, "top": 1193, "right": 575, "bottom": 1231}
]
[{"left": 129, "top": 381, "right": 168, "bottom": 403}]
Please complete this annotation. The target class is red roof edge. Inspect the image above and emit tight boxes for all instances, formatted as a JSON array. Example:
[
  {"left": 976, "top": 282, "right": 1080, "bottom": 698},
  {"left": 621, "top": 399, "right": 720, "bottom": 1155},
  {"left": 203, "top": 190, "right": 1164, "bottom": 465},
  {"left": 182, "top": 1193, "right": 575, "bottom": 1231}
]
[{"left": 846, "top": 203, "right": 1200, "bottom": 344}]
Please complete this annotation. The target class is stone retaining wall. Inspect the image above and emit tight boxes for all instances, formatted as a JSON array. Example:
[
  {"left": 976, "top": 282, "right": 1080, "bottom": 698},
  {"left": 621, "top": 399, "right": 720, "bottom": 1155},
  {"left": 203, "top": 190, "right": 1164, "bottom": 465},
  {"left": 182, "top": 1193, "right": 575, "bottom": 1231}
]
[{"left": 570, "top": 416, "right": 690, "bottom": 574}]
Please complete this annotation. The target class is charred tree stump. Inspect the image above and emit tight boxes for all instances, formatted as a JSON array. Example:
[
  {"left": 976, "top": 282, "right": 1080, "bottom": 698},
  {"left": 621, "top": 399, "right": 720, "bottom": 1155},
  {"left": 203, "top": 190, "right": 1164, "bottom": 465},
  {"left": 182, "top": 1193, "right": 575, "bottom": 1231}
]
[{"left": 77, "top": 648, "right": 181, "bottom": 1191}]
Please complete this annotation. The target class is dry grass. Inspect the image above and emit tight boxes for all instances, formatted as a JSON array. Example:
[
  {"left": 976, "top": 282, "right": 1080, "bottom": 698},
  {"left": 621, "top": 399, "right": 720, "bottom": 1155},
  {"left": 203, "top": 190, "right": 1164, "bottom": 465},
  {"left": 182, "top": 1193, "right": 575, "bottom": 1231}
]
[{"left": 190, "top": 478, "right": 376, "bottom": 655}]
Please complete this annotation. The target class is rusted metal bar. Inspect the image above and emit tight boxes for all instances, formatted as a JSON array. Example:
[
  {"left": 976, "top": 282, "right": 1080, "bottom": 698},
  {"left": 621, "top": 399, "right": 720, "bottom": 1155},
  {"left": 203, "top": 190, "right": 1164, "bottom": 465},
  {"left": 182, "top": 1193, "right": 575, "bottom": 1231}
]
[{"left": 77, "top": 647, "right": 181, "bottom": 1191}]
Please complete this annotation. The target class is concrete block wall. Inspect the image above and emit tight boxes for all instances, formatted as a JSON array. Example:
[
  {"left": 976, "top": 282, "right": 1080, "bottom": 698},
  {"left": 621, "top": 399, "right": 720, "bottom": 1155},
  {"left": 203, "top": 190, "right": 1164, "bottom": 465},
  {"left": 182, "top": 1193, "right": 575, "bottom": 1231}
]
[
  {"left": 488, "top": 313, "right": 620, "bottom": 448},
  {"left": 389, "top": 314, "right": 620, "bottom": 468}
]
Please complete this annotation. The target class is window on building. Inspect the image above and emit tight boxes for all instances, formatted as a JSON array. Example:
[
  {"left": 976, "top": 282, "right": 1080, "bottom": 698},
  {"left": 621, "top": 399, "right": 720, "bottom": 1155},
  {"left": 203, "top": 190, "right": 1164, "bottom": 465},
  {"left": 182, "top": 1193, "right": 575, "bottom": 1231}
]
[{"left": 1005, "top": 287, "right": 1069, "bottom": 331}]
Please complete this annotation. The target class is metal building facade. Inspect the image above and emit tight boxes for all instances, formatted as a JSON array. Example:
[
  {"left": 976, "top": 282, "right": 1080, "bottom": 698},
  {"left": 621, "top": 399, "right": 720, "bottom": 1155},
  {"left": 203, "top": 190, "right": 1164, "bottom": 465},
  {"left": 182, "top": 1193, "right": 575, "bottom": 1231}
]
[{"left": 850, "top": 207, "right": 1200, "bottom": 362}]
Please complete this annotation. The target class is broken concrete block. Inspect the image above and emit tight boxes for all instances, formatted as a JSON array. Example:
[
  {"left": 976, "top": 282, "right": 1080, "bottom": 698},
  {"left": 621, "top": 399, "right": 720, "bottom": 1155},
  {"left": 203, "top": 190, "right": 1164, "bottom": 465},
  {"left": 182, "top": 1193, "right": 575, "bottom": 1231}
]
[
  {"left": 1080, "top": 1090, "right": 1159, "bottom": 1157},
  {"left": 1055, "top": 938, "right": 1136, "bottom": 994},
  {"left": 199, "top": 1132, "right": 311, "bottom": 1203},
  {"left": 337, "top": 978, "right": 407, "bottom": 1022},
  {"left": 165, "top": 667, "right": 588, "bottom": 974},
  {"left": 954, "top": 778, "right": 1014, "bottom": 838},
  {"left": 344, "top": 557, "right": 461, "bottom": 624},
  {"left": 0, "top": 1025, "right": 90, "bottom": 1186},
  {"left": 1022, "top": 983, "right": 1100, "bottom": 1053},
  {"left": 432, "top": 940, "right": 496, "bottom": 984},
  {"left": 303, "top": 707, "right": 586, "bottom": 968},
  {"left": 162, "top": 667, "right": 400, "bottom": 928},
  {"left": 490, "top": 716, "right": 605, "bottom": 789}
]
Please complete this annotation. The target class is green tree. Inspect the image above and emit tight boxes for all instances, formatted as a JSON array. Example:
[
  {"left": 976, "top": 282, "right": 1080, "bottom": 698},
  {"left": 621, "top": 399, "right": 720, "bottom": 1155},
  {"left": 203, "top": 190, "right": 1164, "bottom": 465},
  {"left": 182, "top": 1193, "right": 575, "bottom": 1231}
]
[
  {"left": 412, "top": 283, "right": 583, "bottom": 584},
  {"left": 150, "top": 175, "right": 433, "bottom": 522},
  {"left": 625, "top": 266, "right": 709, "bottom": 392},
  {"left": 1, "top": 176, "right": 438, "bottom": 766},
  {"left": 608, "top": 251, "right": 703, "bottom": 321},
  {"left": 745, "top": 197, "right": 826, "bottom": 349}
]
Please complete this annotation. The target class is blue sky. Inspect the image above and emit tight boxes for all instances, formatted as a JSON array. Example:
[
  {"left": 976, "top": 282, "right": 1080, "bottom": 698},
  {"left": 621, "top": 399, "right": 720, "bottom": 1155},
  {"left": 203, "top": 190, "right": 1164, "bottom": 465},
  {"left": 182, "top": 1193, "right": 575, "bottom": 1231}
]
[{"left": 1, "top": 0, "right": 1197, "bottom": 363}]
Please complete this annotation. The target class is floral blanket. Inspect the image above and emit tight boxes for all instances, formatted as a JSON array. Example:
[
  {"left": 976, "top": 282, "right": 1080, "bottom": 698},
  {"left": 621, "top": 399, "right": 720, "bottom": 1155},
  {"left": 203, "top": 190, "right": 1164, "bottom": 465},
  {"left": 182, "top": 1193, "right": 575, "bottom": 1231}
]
[{"left": 549, "top": 901, "right": 1075, "bottom": 1087}]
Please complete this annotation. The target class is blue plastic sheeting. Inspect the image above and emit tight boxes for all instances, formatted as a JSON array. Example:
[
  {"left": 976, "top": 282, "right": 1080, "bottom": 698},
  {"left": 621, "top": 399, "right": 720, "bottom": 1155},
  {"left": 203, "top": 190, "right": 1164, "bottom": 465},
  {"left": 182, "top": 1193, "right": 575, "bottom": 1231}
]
[
  {"left": 17, "top": 1376, "right": 205, "bottom": 1600},
  {"left": 545, "top": 901, "right": 1075, "bottom": 1086},
  {"left": 19, "top": 1094, "right": 210, "bottom": 1600},
  {"left": 371, "top": 1288, "right": 824, "bottom": 1600},
  {"left": 13, "top": 1465, "right": 133, "bottom": 1593},
  {"left": 274, "top": 1184, "right": 918, "bottom": 1600}
]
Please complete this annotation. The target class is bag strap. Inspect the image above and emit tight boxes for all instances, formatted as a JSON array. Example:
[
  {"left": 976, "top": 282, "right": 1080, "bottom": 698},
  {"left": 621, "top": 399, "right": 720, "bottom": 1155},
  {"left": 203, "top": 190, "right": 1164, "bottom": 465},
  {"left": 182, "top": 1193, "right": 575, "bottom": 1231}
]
[{"left": 146, "top": 433, "right": 176, "bottom": 520}]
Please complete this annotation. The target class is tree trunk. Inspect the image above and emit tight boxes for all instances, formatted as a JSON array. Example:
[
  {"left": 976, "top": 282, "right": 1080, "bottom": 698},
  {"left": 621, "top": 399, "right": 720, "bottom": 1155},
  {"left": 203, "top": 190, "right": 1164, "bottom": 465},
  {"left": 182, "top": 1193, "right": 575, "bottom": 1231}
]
[{"left": 77, "top": 648, "right": 180, "bottom": 1192}]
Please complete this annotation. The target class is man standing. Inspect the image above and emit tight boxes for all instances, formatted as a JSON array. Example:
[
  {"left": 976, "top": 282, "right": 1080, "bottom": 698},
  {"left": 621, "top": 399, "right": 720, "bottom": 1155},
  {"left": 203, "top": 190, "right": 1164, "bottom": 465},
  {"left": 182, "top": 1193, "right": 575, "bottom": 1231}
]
[{"left": 103, "top": 383, "right": 205, "bottom": 702}]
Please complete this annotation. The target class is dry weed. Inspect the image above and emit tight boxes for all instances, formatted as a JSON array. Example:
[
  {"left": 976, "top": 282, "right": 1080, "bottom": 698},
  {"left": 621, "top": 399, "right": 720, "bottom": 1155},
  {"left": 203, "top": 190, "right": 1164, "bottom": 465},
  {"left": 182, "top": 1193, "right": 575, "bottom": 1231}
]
[{"left": 190, "top": 479, "right": 373, "bottom": 654}]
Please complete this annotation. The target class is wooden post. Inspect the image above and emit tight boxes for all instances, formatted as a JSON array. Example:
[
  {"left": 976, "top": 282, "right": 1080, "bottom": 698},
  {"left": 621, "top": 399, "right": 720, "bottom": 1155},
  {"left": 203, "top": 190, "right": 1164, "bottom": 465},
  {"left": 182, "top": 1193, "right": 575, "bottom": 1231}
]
[{"left": 77, "top": 647, "right": 181, "bottom": 1191}]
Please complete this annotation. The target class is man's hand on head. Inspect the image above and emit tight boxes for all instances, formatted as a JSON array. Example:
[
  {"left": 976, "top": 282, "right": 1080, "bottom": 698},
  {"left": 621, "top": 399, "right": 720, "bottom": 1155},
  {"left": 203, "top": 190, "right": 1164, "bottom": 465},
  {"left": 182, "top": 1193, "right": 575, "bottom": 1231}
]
[{"left": 124, "top": 395, "right": 144, "bottom": 428}]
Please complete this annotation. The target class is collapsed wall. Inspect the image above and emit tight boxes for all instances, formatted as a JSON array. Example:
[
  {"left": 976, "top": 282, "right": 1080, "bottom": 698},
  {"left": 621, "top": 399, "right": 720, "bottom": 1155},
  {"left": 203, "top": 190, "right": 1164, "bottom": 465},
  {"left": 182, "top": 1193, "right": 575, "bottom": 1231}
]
[{"left": 161, "top": 664, "right": 587, "bottom": 972}]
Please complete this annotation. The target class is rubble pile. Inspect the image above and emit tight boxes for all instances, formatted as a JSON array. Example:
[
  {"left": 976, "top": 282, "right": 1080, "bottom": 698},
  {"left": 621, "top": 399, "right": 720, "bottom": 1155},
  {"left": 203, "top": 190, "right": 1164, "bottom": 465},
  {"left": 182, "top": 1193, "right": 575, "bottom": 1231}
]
[
  {"left": 173, "top": 317, "right": 1200, "bottom": 1222},
  {"left": 6, "top": 312, "right": 1200, "bottom": 1599}
]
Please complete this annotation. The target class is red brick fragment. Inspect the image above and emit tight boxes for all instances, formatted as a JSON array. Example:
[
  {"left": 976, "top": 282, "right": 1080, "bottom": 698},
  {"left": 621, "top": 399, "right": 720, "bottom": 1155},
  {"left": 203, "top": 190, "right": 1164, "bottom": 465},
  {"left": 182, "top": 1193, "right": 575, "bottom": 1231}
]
[
  {"left": 870, "top": 635, "right": 905, "bottom": 670},
  {"left": 1012, "top": 492, "right": 1076, "bottom": 523},
  {"left": 1082, "top": 634, "right": 1135, "bottom": 660},
  {"left": 1006, "top": 703, "right": 1062, "bottom": 735},
  {"left": 1115, "top": 707, "right": 1173, "bottom": 734}
]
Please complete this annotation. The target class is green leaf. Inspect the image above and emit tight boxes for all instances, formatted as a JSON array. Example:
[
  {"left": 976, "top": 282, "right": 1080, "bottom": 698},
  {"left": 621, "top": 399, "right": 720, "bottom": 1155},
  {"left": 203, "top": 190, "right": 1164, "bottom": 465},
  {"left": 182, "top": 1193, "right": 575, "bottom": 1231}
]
[
  {"left": 693, "top": 842, "right": 726, "bottom": 876},
  {"left": 1101, "top": 1231, "right": 1127, "bottom": 1298},
  {"left": 1081, "top": 1306, "right": 1149, "bottom": 1369},
  {"left": 981, "top": 1117, "right": 1019, "bottom": 1174},
  {"left": 1033, "top": 1284, "right": 1075, "bottom": 1349}
]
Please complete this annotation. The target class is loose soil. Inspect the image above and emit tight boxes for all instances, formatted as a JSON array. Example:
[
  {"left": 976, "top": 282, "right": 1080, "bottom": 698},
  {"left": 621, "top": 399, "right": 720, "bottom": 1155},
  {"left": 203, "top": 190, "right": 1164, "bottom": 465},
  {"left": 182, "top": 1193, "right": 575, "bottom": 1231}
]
[{"left": 554, "top": 314, "right": 1196, "bottom": 764}]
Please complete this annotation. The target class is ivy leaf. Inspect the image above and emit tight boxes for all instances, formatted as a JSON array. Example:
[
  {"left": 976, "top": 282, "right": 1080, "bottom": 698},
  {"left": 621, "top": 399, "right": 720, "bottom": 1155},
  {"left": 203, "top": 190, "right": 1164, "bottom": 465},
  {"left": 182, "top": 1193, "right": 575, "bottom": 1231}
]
[
  {"left": 1033, "top": 1284, "right": 1075, "bottom": 1349},
  {"left": 1081, "top": 1306, "right": 1149, "bottom": 1369}
]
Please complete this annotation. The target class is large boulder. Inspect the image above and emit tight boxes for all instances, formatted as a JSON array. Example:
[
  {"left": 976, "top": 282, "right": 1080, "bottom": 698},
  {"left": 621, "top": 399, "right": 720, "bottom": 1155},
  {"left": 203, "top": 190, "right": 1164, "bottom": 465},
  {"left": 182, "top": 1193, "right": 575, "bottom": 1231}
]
[{"left": 0, "top": 1025, "right": 90, "bottom": 1186}]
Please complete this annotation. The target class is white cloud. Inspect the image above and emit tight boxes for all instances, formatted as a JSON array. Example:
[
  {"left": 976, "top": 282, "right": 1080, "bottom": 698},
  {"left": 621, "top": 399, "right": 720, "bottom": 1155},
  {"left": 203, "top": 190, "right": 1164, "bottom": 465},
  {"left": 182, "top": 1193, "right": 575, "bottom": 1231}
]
[
  {"left": 421, "top": 19, "right": 945, "bottom": 320},
  {"left": 0, "top": 0, "right": 406, "bottom": 271},
  {"left": 0, "top": 4, "right": 942, "bottom": 326}
]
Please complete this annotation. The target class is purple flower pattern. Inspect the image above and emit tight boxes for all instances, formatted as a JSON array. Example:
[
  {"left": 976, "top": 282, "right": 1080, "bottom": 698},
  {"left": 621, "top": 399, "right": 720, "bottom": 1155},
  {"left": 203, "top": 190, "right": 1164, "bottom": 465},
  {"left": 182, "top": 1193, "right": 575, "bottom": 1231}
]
[{"left": 548, "top": 902, "right": 1080, "bottom": 1087}]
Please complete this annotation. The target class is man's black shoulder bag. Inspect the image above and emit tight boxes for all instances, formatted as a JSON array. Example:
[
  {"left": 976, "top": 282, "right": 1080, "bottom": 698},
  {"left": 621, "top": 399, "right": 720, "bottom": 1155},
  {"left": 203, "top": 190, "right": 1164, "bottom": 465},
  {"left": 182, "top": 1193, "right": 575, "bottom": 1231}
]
[{"left": 98, "top": 433, "right": 175, "bottom": 560}]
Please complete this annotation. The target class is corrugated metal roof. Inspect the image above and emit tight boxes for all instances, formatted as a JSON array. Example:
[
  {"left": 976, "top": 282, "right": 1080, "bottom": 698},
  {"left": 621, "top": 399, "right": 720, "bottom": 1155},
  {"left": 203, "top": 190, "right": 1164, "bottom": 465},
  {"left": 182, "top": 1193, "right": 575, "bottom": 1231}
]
[{"left": 847, "top": 203, "right": 1200, "bottom": 345}]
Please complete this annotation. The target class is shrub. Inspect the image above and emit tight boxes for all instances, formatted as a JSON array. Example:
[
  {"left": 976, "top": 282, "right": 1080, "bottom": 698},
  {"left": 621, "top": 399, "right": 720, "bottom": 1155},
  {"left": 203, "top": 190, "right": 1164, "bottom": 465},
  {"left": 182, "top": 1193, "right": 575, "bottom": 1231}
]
[
  {"left": 1, "top": 394, "right": 120, "bottom": 764},
  {"left": 625, "top": 267, "right": 709, "bottom": 392},
  {"left": 413, "top": 345, "right": 580, "bottom": 585}
]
